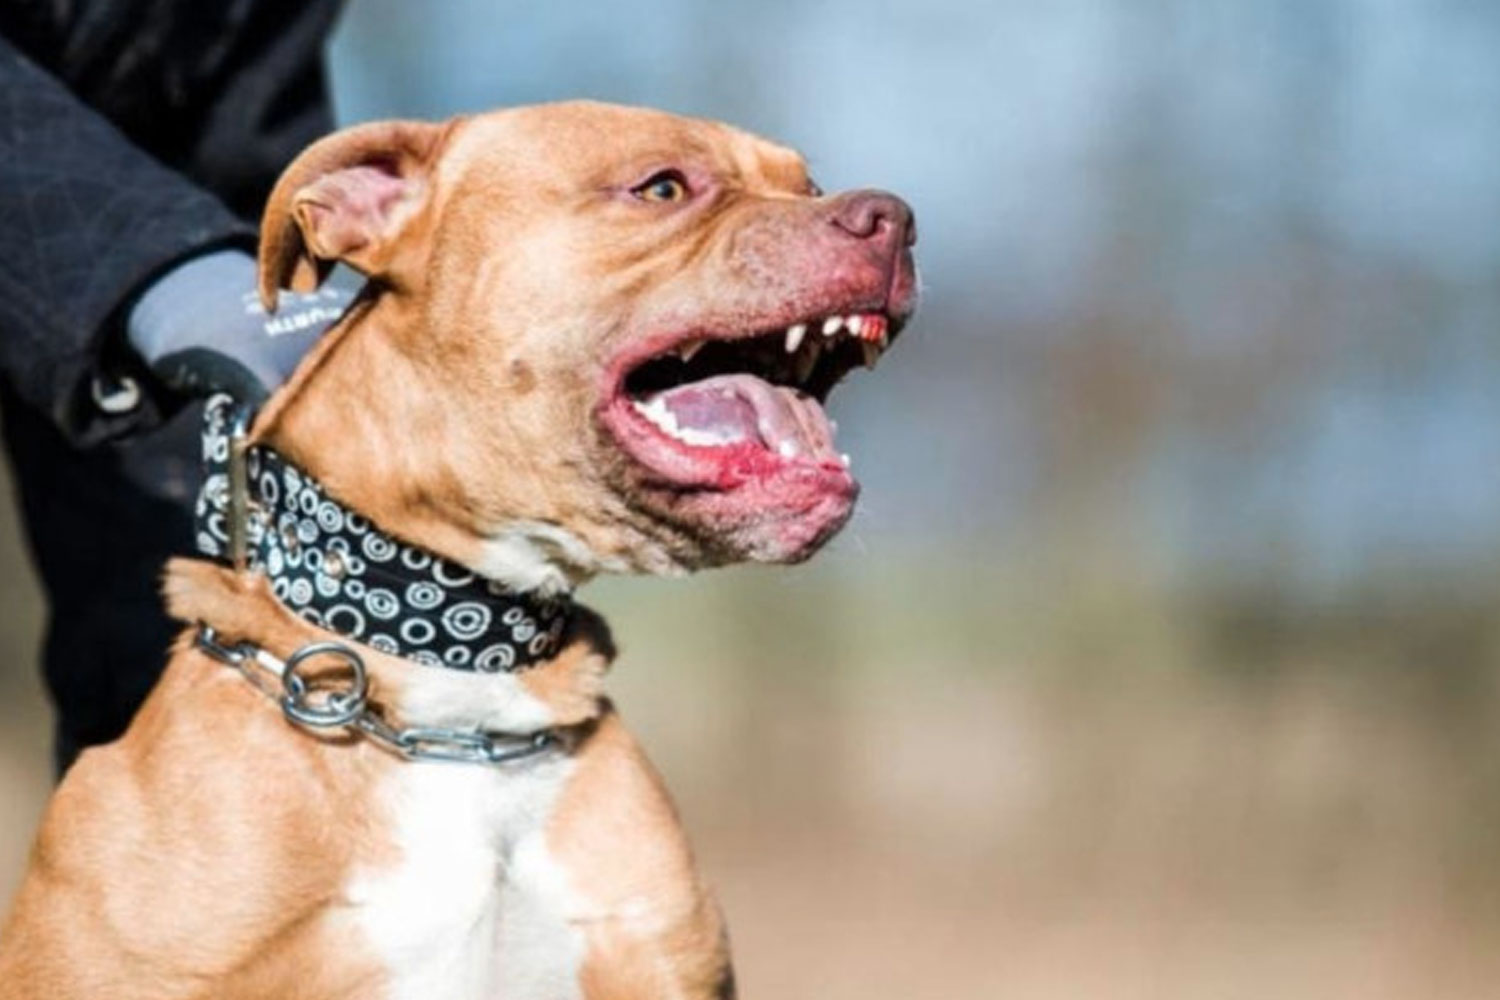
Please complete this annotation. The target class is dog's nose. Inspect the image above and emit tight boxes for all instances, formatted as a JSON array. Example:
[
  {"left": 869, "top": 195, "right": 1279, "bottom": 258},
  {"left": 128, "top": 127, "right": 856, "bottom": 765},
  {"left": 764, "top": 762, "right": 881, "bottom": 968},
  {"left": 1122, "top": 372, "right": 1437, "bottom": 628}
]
[{"left": 829, "top": 190, "right": 916, "bottom": 249}]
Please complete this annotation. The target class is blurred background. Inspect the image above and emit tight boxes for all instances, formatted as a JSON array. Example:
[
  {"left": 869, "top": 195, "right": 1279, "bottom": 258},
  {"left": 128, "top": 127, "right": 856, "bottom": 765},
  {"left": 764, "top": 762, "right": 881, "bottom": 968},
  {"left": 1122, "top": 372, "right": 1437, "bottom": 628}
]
[{"left": 5, "top": 1, "right": 1500, "bottom": 996}]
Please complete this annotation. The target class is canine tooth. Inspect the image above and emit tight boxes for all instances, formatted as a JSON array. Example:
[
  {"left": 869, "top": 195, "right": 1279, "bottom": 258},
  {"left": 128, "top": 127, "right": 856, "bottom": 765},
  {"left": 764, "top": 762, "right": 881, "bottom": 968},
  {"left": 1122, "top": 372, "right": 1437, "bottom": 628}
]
[
  {"left": 678, "top": 339, "right": 705, "bottom": 362},
  {"left": 794, "top": 341, "right": 820, "bottom": 383},
  {"left": 785, "top": 323, "right": 807, "bottom": 354},
  {"left": 822, "top": 316, "right": 843, "bottom": 336},
  {"left": 845, "top": 315, "right": 863, "bottom": 337},
  {"left": 840, "top": 453, "right": 851, "bottom": 467},
  {"left": 862, "top": 341, "right": 880, "bottom": 369},
  {"left": 777, "top": 440, "right": 798, "bottom": 459}
]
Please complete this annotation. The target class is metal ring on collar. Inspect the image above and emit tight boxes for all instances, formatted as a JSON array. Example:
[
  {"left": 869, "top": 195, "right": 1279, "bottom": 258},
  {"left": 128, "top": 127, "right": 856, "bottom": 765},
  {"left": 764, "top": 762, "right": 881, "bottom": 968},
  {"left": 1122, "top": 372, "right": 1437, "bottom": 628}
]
[{"left": 281, "top": 641, "right": 368, "bottom": 729}]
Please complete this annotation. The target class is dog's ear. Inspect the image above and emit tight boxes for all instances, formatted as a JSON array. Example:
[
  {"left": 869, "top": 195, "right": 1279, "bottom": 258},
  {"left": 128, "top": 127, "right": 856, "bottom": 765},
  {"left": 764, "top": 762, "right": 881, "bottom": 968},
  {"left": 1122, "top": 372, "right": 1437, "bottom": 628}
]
[{"left": 257, "top": 119, "right": 456, "bottom": 310}]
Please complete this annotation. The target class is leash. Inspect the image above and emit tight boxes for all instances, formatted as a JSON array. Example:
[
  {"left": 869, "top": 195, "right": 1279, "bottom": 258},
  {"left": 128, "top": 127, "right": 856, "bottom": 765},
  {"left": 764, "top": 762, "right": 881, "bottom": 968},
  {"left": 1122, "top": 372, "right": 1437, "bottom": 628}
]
[{"left": 190, "top": 395, "right": 563, "bottom": 767}]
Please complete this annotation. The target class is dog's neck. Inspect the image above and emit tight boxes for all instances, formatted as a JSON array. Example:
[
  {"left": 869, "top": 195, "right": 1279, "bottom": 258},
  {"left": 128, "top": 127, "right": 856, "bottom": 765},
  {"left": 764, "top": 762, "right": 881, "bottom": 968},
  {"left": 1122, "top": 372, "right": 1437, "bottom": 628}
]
[
  {"left": 247, "top": 295, "right": 609, "bottom": 597},
  {"left": 184, "top": 389, "right": 618, "bottom": 741},
  {"left": 164, "top": 556, "right": 613, "bottom": 740},
  {"left": 195, "top": 394, "right": 579, "bottom": 676}
]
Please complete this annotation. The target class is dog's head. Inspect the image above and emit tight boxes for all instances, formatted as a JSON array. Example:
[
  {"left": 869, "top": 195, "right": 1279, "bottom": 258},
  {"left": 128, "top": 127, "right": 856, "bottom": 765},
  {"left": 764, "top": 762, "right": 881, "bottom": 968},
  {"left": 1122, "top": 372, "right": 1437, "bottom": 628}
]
[{"left": 256, "top": 101, "right": 918, "bottom": 590}]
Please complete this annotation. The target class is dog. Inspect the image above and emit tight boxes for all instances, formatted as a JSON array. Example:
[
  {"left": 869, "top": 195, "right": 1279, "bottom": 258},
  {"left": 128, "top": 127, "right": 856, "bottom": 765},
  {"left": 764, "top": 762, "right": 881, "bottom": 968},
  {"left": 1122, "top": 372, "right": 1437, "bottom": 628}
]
[{"left": 0, "top": 100, "right": 917, "bottom": 999}]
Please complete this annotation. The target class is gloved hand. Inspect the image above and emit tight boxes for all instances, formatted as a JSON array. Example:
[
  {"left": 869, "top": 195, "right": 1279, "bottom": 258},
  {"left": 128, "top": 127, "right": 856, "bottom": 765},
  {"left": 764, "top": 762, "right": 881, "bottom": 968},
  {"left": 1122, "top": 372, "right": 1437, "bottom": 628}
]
[{"left": 126, "top": 249, "right": 361, "bottom": 405}]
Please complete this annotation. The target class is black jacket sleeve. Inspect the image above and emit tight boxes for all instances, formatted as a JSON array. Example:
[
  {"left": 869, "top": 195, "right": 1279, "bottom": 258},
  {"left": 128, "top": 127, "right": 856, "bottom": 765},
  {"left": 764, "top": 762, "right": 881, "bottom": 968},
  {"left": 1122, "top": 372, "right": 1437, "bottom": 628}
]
[{"left": 0, "top": 33, "right": 255, "bottom": 442}]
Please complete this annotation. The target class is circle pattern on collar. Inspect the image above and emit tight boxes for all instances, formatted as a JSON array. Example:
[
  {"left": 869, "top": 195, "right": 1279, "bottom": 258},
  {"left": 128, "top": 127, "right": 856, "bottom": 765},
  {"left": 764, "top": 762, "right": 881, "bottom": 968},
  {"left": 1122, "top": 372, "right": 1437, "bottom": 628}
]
[{"left": 194, "top": 396, "right": 570, "bottom": 672}]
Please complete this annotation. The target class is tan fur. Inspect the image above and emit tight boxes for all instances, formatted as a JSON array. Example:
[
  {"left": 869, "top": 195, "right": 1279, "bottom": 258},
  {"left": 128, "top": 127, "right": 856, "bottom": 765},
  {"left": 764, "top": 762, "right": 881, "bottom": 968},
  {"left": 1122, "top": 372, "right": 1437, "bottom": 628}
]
[
  {"left": 0, "top": 637, "right": 397, "bottom": 1000},
  {"left": 0, "top": 100, "right": 912, "bottom": 998},
  {"left": 556, "top": 715, "right": 734, "bottom": 1000}
]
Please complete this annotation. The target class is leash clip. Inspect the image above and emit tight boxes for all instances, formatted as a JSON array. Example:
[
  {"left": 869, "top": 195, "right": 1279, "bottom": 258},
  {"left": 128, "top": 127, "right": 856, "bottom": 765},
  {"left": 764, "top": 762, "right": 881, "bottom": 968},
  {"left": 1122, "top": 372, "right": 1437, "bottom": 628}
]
[{"left": 196, "top": 624, "right": 253, "bottom": 666}]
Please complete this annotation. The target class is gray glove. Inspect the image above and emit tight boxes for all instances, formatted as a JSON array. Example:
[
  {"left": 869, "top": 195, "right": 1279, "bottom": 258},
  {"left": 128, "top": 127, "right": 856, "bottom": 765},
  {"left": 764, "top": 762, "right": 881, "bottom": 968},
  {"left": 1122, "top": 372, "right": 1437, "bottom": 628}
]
[{"left": 127, "top": 249, "right": 360, "bottom": 405}]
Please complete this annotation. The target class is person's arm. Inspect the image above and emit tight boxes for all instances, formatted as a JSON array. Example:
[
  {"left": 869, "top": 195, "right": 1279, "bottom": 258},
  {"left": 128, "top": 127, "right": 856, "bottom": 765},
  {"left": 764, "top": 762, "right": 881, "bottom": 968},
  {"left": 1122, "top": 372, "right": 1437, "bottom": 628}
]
[{"left": 0, "top": 33, "right": 255, "bottom": 443}]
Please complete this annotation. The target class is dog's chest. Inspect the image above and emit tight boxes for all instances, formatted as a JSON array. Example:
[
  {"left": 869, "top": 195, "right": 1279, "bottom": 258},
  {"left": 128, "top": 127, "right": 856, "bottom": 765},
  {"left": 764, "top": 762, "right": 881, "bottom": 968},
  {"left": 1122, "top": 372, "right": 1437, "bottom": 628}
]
[{"left": 345, "top": 760, "right": 587, "bottom": 1000}]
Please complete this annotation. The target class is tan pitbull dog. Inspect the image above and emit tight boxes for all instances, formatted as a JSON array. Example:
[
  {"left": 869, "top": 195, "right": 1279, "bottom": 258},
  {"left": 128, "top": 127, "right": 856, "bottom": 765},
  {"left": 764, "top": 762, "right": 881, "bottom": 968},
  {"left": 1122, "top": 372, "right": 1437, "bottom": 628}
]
[{"left": 0, "top": 101, "right": 917, "bottom": 1000}]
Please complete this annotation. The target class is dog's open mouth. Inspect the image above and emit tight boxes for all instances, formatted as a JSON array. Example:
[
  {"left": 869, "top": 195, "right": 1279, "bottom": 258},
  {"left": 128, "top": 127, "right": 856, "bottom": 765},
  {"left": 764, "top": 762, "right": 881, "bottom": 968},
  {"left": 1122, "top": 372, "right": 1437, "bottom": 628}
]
[{"left": 603, "top": 309, "right": 896, "bottom": 488}]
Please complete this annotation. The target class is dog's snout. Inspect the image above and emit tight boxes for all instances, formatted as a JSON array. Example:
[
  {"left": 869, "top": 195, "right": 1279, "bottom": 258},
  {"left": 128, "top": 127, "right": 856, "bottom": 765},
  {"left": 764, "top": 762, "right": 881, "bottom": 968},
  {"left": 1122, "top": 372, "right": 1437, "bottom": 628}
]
[{"left": 829, "top": 190, "right": 916, "bottom": 249}]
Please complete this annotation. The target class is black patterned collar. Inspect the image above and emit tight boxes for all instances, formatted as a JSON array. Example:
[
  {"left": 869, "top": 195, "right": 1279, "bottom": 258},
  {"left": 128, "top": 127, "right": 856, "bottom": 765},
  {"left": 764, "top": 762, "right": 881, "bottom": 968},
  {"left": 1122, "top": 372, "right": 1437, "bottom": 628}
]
[{"left": 194, "top": 395, "right": 572, "bottom": 673}]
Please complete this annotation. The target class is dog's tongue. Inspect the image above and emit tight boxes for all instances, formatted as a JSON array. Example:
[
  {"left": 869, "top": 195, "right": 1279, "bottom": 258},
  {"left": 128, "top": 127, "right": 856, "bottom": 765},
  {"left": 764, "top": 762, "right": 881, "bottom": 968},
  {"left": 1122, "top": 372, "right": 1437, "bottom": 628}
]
[{"left": 646, "top": 374, "right": 837, "bottom": 460}]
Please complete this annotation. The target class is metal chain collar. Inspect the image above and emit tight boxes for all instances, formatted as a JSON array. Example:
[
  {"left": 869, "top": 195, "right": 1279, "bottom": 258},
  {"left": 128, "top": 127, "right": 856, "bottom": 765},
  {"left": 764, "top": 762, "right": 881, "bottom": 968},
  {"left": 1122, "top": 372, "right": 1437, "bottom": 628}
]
[{"left": 194, "top": 625, "right": 558, "bottom": 767}]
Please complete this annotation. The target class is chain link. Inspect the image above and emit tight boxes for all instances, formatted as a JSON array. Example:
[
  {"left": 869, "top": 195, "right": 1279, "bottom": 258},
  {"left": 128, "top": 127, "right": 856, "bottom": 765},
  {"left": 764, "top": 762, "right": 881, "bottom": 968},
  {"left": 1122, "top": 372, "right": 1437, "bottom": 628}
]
[{"left": 195, "top": 626, "right": 557, "bottom": 766}]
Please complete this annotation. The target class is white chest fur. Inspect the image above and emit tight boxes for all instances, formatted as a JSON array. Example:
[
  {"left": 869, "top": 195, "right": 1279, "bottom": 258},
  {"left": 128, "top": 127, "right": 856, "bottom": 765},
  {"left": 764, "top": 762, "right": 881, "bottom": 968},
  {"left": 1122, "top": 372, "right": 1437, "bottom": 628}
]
[{"left": 346, "top": 757, "right": 587, "bottom": 1000}]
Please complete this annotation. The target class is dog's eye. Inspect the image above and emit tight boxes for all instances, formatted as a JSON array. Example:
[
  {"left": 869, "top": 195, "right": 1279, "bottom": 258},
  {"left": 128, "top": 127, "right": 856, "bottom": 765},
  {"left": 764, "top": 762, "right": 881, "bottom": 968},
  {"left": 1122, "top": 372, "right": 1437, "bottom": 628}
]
[{"left": 633, "top": 170, "right": 691, "bottom": 204}]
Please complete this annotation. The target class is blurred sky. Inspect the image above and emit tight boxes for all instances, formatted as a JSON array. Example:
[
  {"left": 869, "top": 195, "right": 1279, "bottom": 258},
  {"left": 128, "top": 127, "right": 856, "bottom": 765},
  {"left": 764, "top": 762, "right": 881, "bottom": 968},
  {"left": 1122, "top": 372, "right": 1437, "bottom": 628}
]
[{"left": 331, "top": 0, "right": 1500, "bottom": 601}]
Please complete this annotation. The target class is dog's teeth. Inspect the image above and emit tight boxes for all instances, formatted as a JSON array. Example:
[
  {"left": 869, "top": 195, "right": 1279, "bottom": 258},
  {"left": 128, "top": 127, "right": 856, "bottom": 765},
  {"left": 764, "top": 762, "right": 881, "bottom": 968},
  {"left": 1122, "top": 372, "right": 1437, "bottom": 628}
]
[
  {"left": 636, "top": 395, "right": 743, "bottom": 448},
  {"left": 862, "top": 341, "right": 880, "bottom": 369},
  {"left": 634, "top": 396, "right": 680, "bottom": 434},
  {"left": 822, "top": 316, "right": 843, "bottom": 336},
  {"left": 677, "top": 426, "right": 734, "bottom": 447},
  {"left": 785, "top": 323, "right": 807, "bottom": 354},
  {"left": 794, "top": 341, "right": 820, "bottom": 383},
  {"left": 845, "top": 315, "right": 863, "bottom": 337},
  {"left": 678, "top": 339, "right": 705, "bottom": 362},
  {"left": 840, "top": 453, "right": 851, "bottom": 468},
  {"left": 777, "top": 440, "right": 798, "bottom": 459}
]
